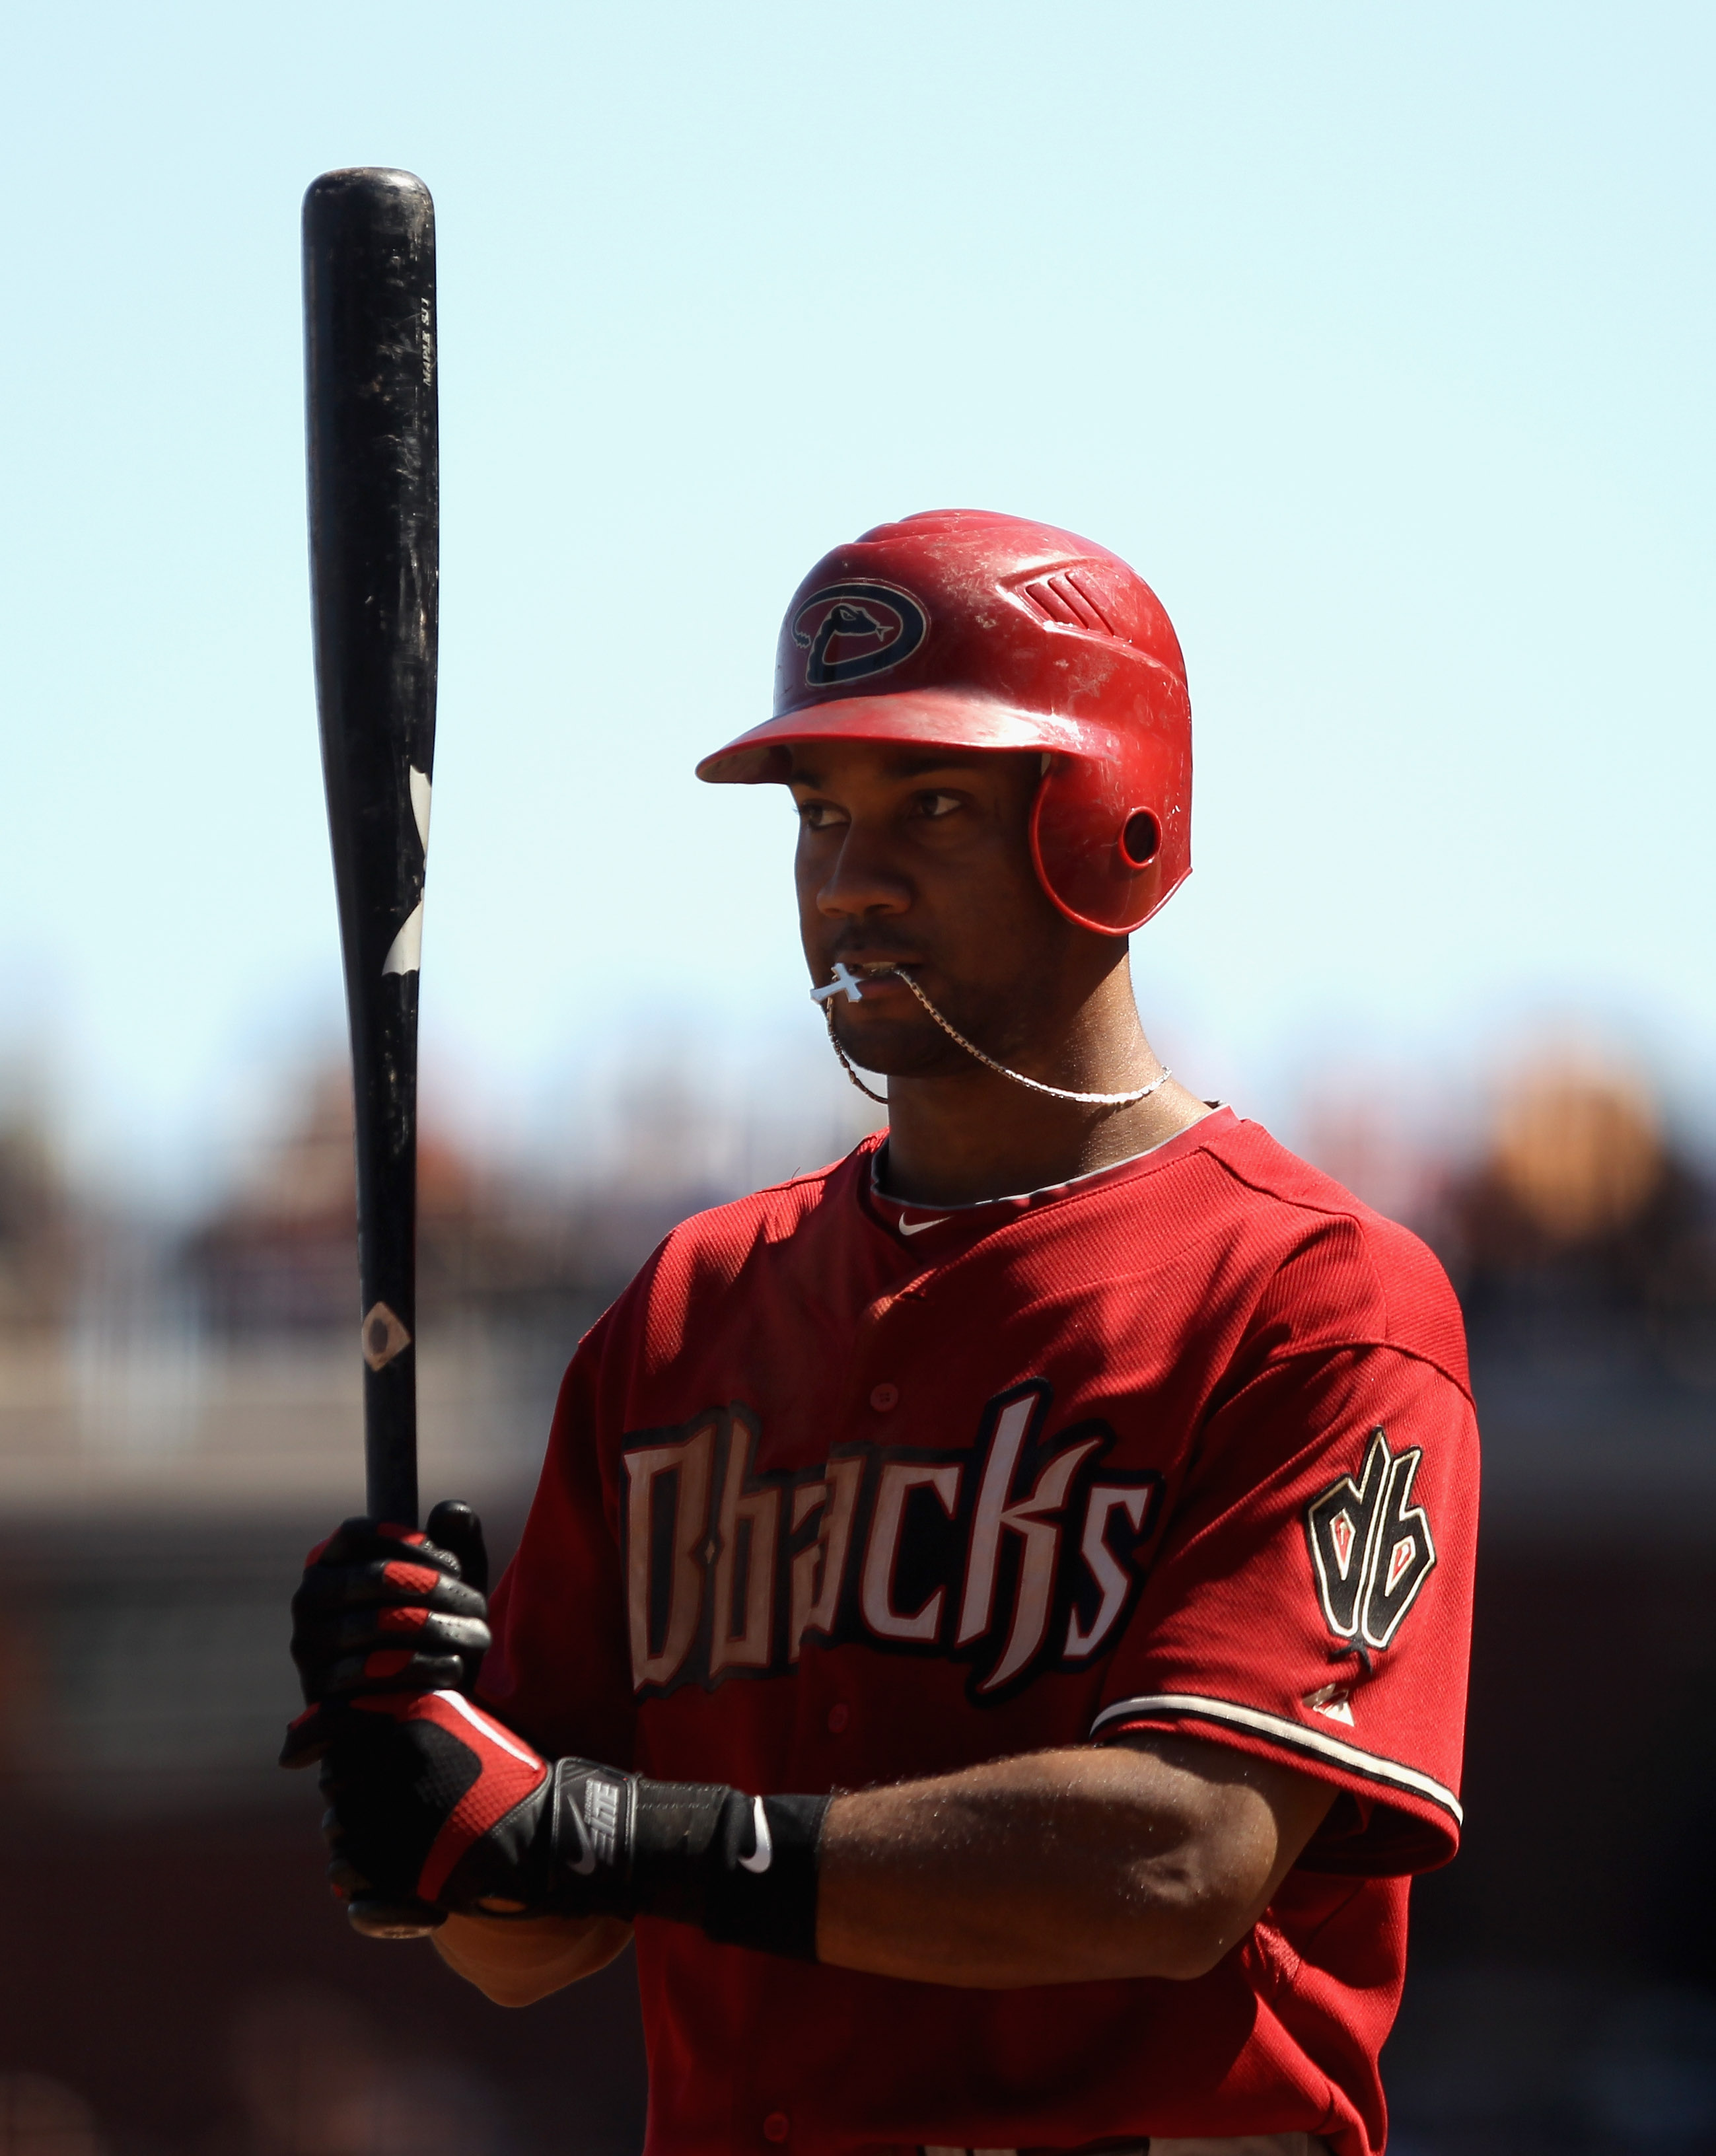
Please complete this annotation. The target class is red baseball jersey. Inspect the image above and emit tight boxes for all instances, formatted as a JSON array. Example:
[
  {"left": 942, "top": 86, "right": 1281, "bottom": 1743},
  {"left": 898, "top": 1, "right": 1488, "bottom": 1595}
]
[{"left": 483, "top": 1108, "right": 1479, "bottom": 2156}]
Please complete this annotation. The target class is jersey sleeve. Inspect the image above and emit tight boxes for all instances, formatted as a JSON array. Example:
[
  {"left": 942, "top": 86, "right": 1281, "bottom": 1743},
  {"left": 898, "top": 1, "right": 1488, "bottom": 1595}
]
[
  {"left": 476, "top": 1312, "right": 639, "bottom": 1768},
  {"left": 1092, "top": 1339, "right": 1478, "bottom": 1875}
]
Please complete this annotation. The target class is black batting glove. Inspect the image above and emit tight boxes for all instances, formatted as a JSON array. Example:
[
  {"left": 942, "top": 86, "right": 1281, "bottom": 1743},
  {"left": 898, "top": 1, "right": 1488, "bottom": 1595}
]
[
  {"left": 316, "top": 1688, "right": 826, "bottom": 1958},
  {"left": 281, "top": 1499, "right": 491, "bottom": 1768},
  {"left": 318, "top": 1690, "right": 557, "bottom": 1923}
]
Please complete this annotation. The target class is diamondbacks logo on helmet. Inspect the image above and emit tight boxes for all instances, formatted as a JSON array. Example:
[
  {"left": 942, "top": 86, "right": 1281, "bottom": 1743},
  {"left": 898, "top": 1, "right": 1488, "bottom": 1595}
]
[
  {"left": 1306, "top": 1428, "right": 1435, "bottom": 1651},
  {"left": 791, "top": 581, "right": 928, "bottom": 687}
]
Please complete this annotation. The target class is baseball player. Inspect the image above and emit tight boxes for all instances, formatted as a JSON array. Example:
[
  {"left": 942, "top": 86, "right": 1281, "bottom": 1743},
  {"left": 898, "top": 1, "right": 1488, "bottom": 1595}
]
[{"left": 287, "top": 511, "right": 1478, "bottom": 2156}]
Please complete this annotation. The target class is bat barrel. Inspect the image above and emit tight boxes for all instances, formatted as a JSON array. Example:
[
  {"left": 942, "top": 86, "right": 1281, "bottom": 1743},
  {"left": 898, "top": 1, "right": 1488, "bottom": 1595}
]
[{"left": 304, "top": 169, "right": 439, "bottom": 1528}]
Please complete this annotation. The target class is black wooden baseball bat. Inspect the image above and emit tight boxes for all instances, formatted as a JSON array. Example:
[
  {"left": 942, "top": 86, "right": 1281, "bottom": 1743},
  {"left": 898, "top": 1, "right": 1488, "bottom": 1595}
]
[{"left": 304, "top": 168, "right": 438, "bottom": 1531}]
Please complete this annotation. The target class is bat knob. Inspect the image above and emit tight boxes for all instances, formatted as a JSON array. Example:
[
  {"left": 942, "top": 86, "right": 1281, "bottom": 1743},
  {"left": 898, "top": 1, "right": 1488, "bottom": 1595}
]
[{"left": 346, "top": 1892, "right": 446, "bottom": 1941}]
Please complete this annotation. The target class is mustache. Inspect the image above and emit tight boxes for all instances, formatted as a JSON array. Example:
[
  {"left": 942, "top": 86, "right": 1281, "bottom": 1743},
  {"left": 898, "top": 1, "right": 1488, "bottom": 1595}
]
[{"left": 826, "top": 937, "right": 928, "bottom": 969}]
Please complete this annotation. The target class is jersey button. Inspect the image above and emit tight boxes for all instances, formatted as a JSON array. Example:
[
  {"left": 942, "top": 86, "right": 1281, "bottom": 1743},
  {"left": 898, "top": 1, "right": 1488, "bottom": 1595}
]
[
  {"left": 762, "top": 2113, "right": 790, "bottom": 2143},
  {"left": 869, "top": 1382, "right": 899, "bottom": 1411},
  {"left": 827, "top": 1703, "right": 849, "bottom": 1734}
]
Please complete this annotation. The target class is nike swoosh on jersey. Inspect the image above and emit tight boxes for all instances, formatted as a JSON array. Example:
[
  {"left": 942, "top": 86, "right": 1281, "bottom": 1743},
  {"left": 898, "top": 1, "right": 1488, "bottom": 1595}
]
[
  {"left": 896, "top": 1215, "right": 950, "bottom": 1237},
  {"left": 738, "top": 1795, "right": 772, "bottom": 1873}
]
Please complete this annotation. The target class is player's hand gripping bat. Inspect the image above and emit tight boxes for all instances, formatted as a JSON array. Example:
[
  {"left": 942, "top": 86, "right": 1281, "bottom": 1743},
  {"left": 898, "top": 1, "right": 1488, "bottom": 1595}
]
[{"left": 303, "top": 166, "right": 444, "bottom": 1938}]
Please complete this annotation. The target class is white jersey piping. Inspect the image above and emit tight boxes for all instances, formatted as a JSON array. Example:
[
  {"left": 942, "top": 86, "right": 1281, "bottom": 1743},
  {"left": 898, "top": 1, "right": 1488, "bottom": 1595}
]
[{"left": 1091, "top": 1691, "right": 1463, "bottom": 1822}]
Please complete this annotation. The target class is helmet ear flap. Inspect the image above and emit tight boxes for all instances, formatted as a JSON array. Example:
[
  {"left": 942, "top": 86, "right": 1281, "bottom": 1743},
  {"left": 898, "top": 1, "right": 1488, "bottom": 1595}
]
[{"left": 1029, "top": 754, "right": 1188, "bottom": 935}]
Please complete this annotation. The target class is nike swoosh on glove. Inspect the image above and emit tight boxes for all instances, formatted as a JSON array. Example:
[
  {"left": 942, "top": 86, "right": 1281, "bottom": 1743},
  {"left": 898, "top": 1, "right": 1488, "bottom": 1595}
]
[{"left": 283, "top": 1501, "right": 491, "bottom": 1768}]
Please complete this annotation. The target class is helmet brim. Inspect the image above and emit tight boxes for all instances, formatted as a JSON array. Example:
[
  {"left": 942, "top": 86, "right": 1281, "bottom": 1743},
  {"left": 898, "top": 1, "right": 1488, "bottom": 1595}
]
[{"left": 694, "top": 688, "right": 1102, "bottom": 785}]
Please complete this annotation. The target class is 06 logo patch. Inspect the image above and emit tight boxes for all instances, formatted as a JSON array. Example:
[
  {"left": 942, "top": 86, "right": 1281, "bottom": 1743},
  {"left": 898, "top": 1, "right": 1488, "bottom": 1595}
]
[
  {"left": 791, "top": 581, "right": 928, "bottom": 687},
  {"left": 1306, "top": 1429, "right": 1435, "bottom": 1651}
]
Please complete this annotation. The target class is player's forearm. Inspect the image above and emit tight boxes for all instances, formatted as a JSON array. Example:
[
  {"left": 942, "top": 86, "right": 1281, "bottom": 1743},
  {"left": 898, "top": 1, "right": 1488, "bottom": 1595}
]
[
  {"left": 816, "top": 1739, "right": 1329, "bottom": 1988},
  {"left": 433, "top": 1910, "right": 633, "bottom": 2007}
]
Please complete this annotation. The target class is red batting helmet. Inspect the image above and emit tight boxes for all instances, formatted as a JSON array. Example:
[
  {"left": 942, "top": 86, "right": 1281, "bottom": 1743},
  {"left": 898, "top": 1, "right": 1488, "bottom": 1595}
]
[{"left": 696, "top": 509, "right": 1192, "bottom": 935}]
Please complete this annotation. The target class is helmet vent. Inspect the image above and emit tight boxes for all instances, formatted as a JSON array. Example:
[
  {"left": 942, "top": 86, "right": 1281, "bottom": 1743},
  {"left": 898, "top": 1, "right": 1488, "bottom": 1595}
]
[
  {"left": 1017, "top": 569, "right": 1123, "bottom": 639},
  {"left": 1121, "top": 810, "right": 1161, "bottom": 869}
]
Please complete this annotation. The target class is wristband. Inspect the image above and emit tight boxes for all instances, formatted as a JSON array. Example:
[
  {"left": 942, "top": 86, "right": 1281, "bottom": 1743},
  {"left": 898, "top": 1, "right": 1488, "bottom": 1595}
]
[{"left": 549, "top": 1760, "right": 828, "bottom": 1960}]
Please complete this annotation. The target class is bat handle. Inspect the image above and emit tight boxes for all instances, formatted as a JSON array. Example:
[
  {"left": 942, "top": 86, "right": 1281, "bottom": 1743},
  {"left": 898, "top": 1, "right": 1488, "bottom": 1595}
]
[{"left": 347, "top": 1891, "right": 447, "bottom": 1941}]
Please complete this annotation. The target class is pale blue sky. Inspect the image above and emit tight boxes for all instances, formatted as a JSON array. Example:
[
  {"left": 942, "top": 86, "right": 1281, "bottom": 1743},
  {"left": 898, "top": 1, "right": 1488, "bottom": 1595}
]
[{"left": 2, "top": 3, "right": 1711, "bottom": 1196}]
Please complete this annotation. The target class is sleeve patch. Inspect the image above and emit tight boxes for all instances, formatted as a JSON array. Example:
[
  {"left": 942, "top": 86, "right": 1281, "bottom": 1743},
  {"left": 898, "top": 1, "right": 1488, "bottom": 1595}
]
[{"left": 1305, "top": 1428, "right": 1436, "bottom": 1652}]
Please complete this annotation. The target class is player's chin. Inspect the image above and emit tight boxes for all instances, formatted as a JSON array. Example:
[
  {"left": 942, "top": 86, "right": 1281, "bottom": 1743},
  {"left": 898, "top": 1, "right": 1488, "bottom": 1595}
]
[{"left": 832, "top": 1012, "right": 960, "bottom": 1079}]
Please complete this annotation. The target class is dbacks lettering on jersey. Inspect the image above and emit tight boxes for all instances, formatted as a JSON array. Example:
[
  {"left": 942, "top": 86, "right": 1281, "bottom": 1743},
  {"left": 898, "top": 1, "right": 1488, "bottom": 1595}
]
[
  {"left": 622, "top": 1381, "right": 1162, "bottom": 1705},
  {"left": 1306, "top": 1427, "right": 1436, "bottom": 1652}
]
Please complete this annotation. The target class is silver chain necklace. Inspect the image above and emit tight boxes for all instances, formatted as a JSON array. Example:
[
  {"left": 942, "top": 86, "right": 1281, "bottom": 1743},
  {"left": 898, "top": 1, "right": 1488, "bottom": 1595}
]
[{"left": 810, "top": 962, "right": 1171, "bottom": 1108}]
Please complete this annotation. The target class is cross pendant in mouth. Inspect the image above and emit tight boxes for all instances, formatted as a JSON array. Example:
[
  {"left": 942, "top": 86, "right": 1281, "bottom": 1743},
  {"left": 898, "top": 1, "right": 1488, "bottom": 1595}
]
[{"left": 810, "top": 961, "right": 872, "bottom": 1006}]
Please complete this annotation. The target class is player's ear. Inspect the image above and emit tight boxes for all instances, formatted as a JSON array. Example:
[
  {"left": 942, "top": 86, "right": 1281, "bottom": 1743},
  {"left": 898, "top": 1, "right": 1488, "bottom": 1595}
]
[{"left": 425, "top": 1499, "right": 489, "bottom": 1593}]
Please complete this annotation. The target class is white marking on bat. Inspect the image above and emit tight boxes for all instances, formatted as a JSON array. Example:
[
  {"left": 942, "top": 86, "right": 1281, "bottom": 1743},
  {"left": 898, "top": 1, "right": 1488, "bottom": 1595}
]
[
  {"left": 382, "top": 899, "right": 424, "bottom": 977},
  {"left": 410, "top": 767, "right": 432, "bottom": 853},
  {"left": 361, "top": 1301, "right": 412, "bottom": 1370}
]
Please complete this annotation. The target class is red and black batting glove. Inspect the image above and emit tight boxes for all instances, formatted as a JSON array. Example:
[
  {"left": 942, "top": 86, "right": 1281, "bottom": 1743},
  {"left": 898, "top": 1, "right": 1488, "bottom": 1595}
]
[
  {"left": 318, "top": 1691, "right": 555, "bottom": 1925},
  {"left": 281, "top": 1499, "right": 491, "bottom": 1768},
  {"left": 318, "top": 1690, "right": 828, "bottom": 1958}
]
